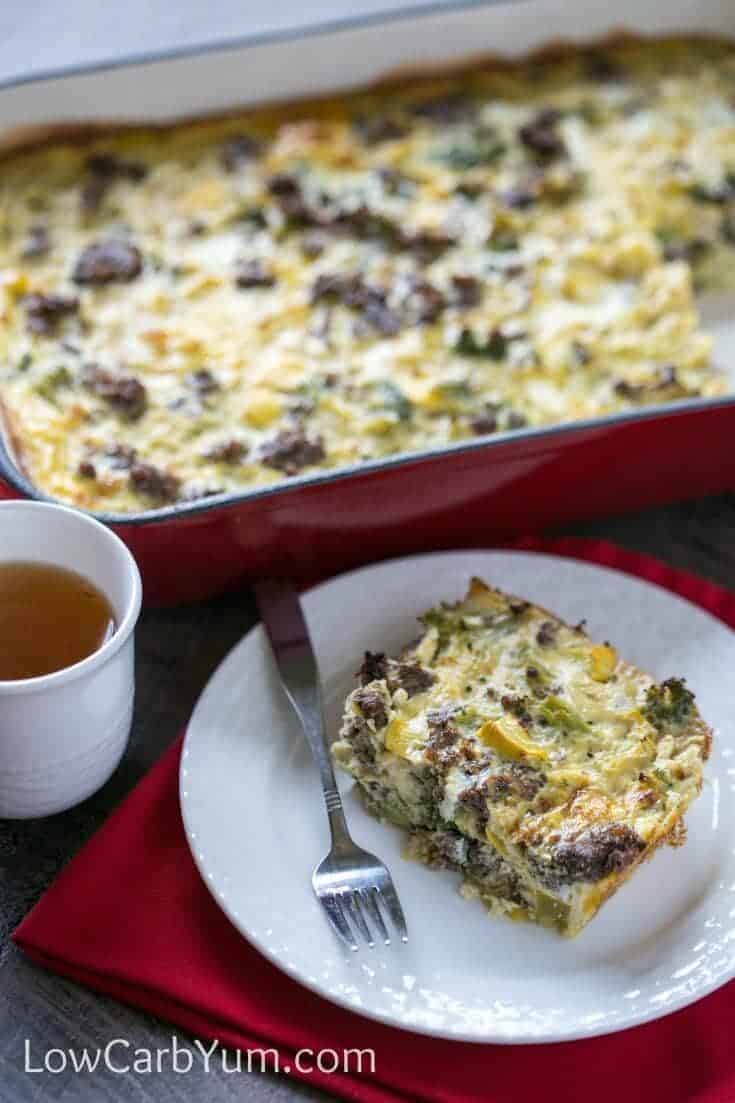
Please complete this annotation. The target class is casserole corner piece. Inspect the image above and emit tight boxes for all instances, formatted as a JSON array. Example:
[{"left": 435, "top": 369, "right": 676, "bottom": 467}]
[{"left": 332, "top": 577, "right": 712, "bottom": 936}]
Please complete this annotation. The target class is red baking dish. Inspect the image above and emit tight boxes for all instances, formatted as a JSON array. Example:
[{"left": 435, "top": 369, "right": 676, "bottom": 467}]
[{"left": 2, "top": 0, "right": 735, "bottom": 605}]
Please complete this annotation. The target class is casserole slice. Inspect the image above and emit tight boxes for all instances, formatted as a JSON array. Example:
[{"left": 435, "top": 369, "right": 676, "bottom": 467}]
[{"left": 332, "top": 578, "right": 712, "bottom": 935}]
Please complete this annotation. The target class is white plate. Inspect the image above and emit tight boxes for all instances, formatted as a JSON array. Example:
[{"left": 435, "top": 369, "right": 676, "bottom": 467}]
[{"left": 180, "top": 551, "right": 735, "bottom": 1044}]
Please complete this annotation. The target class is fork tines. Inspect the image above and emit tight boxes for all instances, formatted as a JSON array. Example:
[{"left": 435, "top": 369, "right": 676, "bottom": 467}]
[{"left": 316, "top": 883, "right": 408, "bottom": 952}]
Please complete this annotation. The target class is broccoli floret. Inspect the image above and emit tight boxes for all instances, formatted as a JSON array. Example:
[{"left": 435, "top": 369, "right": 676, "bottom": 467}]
[
  {"left": 537, "top": 695, "right": 589, "bottom": 736},
  {"left": 420, "top": 605, "right": 463, "bottom": 654},
  {"left": 643, "top": 678, "right": 695, "bottom": 728}
]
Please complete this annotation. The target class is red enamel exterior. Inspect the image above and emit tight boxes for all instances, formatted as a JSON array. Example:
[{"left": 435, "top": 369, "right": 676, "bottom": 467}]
[{"left": 4, "top": 402, "right": 733, "bottom": 605}]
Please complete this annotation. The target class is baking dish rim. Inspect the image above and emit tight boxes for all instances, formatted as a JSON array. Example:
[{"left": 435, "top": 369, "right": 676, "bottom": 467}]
[{"left": 1, "top": 393, "right": 732, "bottom": 527}]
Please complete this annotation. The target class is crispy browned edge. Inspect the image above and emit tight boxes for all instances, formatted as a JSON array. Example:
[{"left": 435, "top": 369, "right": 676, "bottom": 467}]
[
  {"left": 1, "top": 30, "right": 731, "bottom": 159},
  {"left": 391, "top": 578, "right": 714, "bottom": 934},
  {"left": 1, "top": 29, "right": 732, "bottom": 500},
  {"left": 567, "top": 777, "right": 706, "bottom": 935},
  {"left": 455, "top": 806, "right": 698, "bottom": 935}
]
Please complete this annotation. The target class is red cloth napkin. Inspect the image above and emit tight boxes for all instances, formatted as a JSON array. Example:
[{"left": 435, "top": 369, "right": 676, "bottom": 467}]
[{"left": 14, "top": 538, "right": 735, "bottom": 1103}]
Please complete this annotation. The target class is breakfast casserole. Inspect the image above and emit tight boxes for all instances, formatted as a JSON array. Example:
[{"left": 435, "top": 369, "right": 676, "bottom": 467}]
[
  {"left": 332, "top": 578, "right": 712, "bottom": 935},
  {"left": 0, "top": 35, "right": 733, "bottom": 513}
]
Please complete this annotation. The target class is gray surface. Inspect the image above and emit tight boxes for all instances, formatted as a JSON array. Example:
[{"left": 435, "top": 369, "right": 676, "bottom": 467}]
[{"left": 1, "top": 492, "right": 734, "bottom": 1101}]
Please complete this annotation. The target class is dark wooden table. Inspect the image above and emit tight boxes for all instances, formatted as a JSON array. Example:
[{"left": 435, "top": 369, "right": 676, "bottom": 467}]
[{"left": 1, "top": 492, "right": 733, "bottom": 1102}]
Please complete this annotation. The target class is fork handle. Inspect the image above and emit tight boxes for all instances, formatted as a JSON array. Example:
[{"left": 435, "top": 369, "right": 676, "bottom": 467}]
[{"left": 254, "top": 579, "right": 351, "bottom": 847}]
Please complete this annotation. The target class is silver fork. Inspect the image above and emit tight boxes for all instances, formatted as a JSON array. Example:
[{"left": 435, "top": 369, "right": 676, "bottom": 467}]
[{"left": 254, "top": 578, "right": 408, "bottom": 951}]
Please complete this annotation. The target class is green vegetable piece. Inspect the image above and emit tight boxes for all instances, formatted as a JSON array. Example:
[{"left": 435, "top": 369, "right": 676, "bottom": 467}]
[
  {"left": 34, "top": 365, "right": 72, "bottom": 405},
  {"left": 642, "top": 678, "right": 695, "bottom": 728},
  {"left": 533, "top": 890, "right": 571, "bottom": 932},
  {"left": 651, "top": 767, "right": 672, "bottom": 789},
  {"left": 489, "top": 231, "right": 519, "bottom": 252},
  {"left": 538, "top": 695, "right": 589, "bottom": 736},
  {"left": 420, "top": 605, "right": 460, "bottom": 653},
  {"left": 232, "top": 206, "right": 268, "bottom": 227},
  {"left": 376, "top": 380, "right": 413, "bottom": 421},
  {"left": 438, "top": 138, "right": 507, "bottom": 171},
  {"left": 454, "top": 327, "right": 508, "bottom": 359}
]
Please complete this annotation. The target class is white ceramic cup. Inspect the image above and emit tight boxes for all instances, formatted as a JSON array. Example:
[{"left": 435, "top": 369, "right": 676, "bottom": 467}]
[{"left": 0, "top": 501, "right": 142, "bottom": 818}]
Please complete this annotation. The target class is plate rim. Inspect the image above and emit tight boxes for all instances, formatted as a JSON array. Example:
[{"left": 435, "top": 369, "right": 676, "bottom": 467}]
[{"left": 180, "top": 547, "right": 735, "bottom": 1044}]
